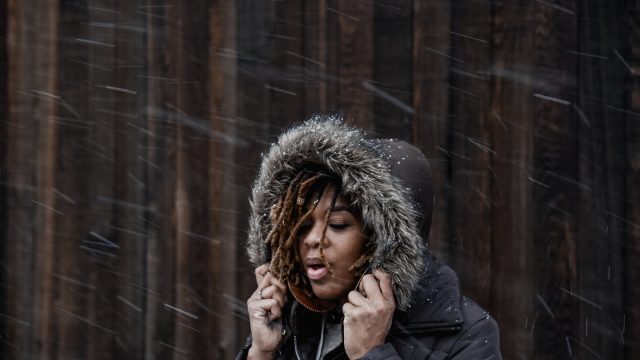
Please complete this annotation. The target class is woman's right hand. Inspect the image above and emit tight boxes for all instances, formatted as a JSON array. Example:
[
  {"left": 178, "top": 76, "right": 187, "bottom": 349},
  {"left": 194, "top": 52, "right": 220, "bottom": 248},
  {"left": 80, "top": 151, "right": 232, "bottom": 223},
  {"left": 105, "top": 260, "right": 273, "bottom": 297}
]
[{"left": 247, "top": 264, "right": 288, "bottom": 360}]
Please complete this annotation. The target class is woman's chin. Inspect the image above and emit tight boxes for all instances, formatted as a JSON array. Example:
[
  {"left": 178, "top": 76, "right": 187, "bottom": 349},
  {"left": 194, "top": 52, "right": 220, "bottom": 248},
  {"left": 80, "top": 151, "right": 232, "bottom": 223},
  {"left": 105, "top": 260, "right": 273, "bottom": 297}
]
[
  {"left": 310, "top": 284, "right": 340, "bottom": 301},
  {"left": 310, "top": 283, "right": 352, "bottom": 302}
]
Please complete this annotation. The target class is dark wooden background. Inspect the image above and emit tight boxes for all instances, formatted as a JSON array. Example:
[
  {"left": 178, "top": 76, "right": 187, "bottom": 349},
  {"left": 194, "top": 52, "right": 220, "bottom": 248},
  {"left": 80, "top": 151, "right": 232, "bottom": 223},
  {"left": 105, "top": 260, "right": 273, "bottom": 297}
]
[{"left": 1, "top": 0, "right": 638, "bottom": 359}]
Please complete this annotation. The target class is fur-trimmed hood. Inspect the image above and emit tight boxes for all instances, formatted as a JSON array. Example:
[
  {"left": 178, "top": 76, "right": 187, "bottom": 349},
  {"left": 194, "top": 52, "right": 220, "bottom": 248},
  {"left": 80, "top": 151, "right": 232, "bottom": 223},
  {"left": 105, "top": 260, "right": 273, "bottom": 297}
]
[{"left": 246, "top": 115, "right": 434, "bottom": 311}]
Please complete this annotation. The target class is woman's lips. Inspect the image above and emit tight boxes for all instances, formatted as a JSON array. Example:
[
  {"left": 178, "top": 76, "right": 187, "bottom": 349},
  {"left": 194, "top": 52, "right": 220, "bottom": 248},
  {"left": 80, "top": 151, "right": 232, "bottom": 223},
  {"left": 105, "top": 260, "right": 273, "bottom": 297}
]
[
  {"left": 307, "top": 265, "right": 328, "bottom": 280},
  {"left": 304, "top": 257, "right": 329, "bottom": 280}
]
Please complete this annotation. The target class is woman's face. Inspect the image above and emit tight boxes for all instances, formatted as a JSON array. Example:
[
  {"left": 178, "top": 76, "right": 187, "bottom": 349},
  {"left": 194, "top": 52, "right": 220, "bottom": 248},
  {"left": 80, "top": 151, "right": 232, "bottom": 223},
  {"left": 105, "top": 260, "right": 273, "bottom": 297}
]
[{"left": 297, "top": 185, "right": 368, "bottom": 302}]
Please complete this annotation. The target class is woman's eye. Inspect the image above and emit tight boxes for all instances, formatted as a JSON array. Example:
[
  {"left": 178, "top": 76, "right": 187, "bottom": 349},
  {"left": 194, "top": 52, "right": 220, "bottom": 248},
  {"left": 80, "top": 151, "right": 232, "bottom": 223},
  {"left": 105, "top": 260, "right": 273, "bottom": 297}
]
[{"left": 329, "top": 223, "right": 348, "bottom": 230}]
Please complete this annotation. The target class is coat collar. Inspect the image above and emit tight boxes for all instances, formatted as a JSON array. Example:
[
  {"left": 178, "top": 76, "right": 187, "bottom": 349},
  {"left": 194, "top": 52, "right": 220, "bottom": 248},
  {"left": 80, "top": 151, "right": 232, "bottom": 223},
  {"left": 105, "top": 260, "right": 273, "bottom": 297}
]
[{"left": 284, "top": 253, "right": 466, "bottom": 336}]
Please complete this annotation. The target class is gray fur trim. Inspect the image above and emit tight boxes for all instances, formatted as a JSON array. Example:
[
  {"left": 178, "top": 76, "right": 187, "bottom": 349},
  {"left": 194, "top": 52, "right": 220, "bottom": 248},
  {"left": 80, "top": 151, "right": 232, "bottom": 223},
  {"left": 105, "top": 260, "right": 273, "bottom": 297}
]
[{"left": 247, "top": 115, "right": 425, "bottom": 310}]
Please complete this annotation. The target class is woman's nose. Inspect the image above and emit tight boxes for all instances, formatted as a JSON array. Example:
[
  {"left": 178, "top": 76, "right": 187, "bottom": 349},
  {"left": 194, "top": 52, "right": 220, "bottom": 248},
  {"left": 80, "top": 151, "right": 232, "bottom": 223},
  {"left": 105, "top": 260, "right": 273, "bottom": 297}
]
[{"left": 302, "top": 224, "right": 322, "bottom": 248}]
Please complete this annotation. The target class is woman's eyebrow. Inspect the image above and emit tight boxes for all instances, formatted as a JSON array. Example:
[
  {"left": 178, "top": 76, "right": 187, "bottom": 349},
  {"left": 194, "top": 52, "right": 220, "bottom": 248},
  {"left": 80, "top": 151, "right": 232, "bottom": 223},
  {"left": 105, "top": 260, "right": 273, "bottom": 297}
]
[{"left": 330, "top": 205, "right": 353, "bottom": 213}]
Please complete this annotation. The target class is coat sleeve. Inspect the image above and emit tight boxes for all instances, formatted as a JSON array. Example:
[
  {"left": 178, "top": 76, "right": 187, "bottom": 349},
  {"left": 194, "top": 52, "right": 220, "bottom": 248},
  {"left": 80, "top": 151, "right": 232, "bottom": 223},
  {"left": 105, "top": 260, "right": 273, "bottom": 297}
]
[
  {"left": 447, "top": 317, "right": 502, "bottom": 360},
  {"left": 359, "top": 343, "right": 402, "bottom": 360}
]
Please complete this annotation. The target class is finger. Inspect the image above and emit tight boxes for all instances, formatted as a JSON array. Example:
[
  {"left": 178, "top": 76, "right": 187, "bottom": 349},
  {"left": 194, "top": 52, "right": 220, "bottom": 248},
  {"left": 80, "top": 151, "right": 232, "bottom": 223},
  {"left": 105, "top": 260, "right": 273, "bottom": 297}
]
[
  {"left": 255, "top": 264, "right": 270, "bottom": 286},
  {"left": 373, "top": 270, "right": 395, "bottom": 303},
  {"left": 342, "top": 302, "right": 356, "bottom": 316},
  {"left": 250, "top": 273, "right": 273, "bottom": 303},
  {"left": 252, "top": 299, "right": 283, "bottom": 321},
  {"left": 257, "top": 271, "right": 273, "bottom": 292},
  {"left": 360, "top": 274, "right": 383, "bottom": 300},
  {"left": 268, "top": 274, "right": 287, "bottom": 295},
  {"left": 267, "top": 299, "right": 282, "bottom": 320},
  {"left": 255, "top": 274, "right": 288, "bottom": 307},
  {"left": 260, "top": 285, "right": 286, "bottom": 308},
  {"left": 347, "top": 290, "right": 368, "bottom": 307},
  {"left": 271, "top": 290, "right": 286, "bottom": 309}
]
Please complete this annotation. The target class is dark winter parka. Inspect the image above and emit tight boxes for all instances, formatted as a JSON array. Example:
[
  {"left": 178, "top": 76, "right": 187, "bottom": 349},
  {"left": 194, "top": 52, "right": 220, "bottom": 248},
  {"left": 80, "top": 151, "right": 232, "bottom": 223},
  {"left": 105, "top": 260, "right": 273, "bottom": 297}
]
[{"left": 237, "top": 116, "right": 502, "bottom": 359}]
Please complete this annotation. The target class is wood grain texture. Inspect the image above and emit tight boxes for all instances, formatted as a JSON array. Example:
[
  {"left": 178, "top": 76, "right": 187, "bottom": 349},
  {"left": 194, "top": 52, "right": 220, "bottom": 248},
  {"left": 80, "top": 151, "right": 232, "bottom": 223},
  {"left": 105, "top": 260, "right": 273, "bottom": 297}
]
[
  {"left": 33, "top": 0, "right": 60, "bottom": 354},
  {"left": 531, "top": 1, "right": 580, "bottom": 358},
  {"left": 234, "top": 0, "right": 272, "bottom": 352},
  {"left": 336, "top": 0, "right": 374, "bottom": 130},
  {"left": 576, "top": 1, "right": 627, "bottom": 359},
  {"left": 625, "top": 0, "right": 640, "bottom": 357},
  {"left": 208, "top": 0, "right": 238, "bottom": 357},
  {"left": 448, "top": 0, "right": 493, "bottom": 307},
  {"left": 4, "top": 0, "right": 35, "bottom": 355},
  {"left": 267, "top": 0, "right": 304, "bottom": 132},
  {"left": 372, "top": 0, "right": 412, "bottom": 140},
  {"left": 169, "top": 0, "right": 214, "bottom": 357},
  {"left": 144, "top": 2, "right": 178, "bottom": 359},
  {"left": 4, "top": 0, "right": 60, "bottom": 358},
  {"left": 489, "top": 1, "right": 535, "bottom": 357},
  {"left": 84, "top": 2, "right": 119, "bottom": 358},
  {"left": 303, "top": 0, "right": 328, "bottom": 113},
  {"left": 412, "top": 0, "right": 451, "bottom": 259},
  {"left": 0, "top": 0, "right": 8, "bottom": 352},
  {"left": 54, "top": 3, "right": 91, "bottom": 359}
]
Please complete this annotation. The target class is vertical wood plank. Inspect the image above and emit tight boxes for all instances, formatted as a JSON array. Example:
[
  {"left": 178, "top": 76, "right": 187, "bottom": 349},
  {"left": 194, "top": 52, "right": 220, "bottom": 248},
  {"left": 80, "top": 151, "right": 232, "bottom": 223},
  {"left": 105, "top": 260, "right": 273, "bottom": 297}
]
[
  {"left": 4, "top": 0, "right": 61, "bottom": 358},
  {"left": 0, "top": 0, "right": 8, "bottom": 351},
  {"left": 267, "top": 0, "right": 304, "bottom": 131},
  {"left": 235, "top": 0, "right": 271, "bottom": 351},
  {"left": 31, "top": 0, "right": 60, "bottom": 354},
  {"left": 53, "top": 2, "right": 91, "bottom": 359},
  {"left": 333, "top": 0, "right": 374, "bottom": 130},
  {"left": 172, "top": 1, "right": 192, "bottom": 352},
  {"left": 3, "top": 0, "right": 36, "bottom": 356},
  {"left": 624, "top": 1, "right": 640, "bottom": 357},
  {"left": 208, "top": 0, "right": 238, "bottom": 357},
  {"left": 168, "top": 0, "right": 213, "bottom": 357},
  {"left": 412, "top": 0, "right": 451, "bottom": 257},
  {"left": 448, "top": 0, "right": 493, "bottom": 307},
  {"left": 302, "top": 0, "right": 328, "bottom": 114},
  {"left": 111, "top": 1, "right": 147, "bottom": 357},
  {"left": 576, "top": 1, "right": 627, "bottom": 359},
  {"left": 489, "top": 1, "right": 535, "bottom": 357},
  {"left": 324, "top": 0, "right": 341, "bottom": 112},
  {"left": 144, "top": 1, "right": 177, "bottom": 358},
  {"left": 84, "top": 2, "right": 118, "bottom": 358},
  {"left": 531, "top": 1, "right": 580, "bottom": 358},
  {"left": 372, "top": 0, "right": 412, "bottom": 140}
]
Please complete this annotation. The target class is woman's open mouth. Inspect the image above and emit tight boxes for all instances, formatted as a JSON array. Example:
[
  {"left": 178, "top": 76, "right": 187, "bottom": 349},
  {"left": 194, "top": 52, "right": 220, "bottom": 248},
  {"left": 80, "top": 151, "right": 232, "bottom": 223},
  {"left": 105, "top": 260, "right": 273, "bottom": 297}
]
[
  {"left": 305, "top": 257, "right": 328, "bottom": 280},
  {"left": 307, "top": 264, "right": 328, "bottom": 280}
]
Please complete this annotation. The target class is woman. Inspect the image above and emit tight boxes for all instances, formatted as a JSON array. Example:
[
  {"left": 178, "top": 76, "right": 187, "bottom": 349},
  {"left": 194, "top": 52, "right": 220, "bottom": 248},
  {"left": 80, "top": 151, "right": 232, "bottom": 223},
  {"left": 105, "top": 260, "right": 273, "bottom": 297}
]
[{"left": 237, "top": 115, "right": 501, "bottom": 359}]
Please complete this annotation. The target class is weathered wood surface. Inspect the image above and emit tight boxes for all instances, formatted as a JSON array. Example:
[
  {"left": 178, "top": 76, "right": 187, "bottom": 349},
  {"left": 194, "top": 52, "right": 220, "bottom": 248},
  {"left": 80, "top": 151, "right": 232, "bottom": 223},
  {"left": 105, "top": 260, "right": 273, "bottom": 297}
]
[
  {"left": 1, "top": 1, "right": 637, "bottom": 359},
  {"left": 576, "top": 1, "right": 627, "bottom": 359},
  {"left": 448, "top": 0, "right": 493, "bottom": 311},
  {"left": 412, "top": 0, "right": 451, "bottom": 259},
  {"left": 625, "top": 1, "right": 640, "bottom": 358},
  {"left": 489, "top": 1, "right": 535, "bottom": 357},
  {"left": 531, "top": 1, "right": 580, "bottom": 358}
]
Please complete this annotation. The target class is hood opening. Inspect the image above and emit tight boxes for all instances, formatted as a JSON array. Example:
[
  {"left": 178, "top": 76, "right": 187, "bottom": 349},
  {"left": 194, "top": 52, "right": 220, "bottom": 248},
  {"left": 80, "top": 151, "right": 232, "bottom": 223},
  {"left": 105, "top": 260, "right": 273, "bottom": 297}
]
[{"left": 247, "top": 115, "right": 434, "bottom": 310}]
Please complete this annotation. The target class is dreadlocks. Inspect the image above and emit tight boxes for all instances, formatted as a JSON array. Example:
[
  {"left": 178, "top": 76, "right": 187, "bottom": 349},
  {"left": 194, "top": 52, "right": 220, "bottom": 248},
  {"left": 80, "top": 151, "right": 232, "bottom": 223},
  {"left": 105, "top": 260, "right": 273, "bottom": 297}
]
[{"left": 265, "top": 167, "right": 374, "bottom": 292}]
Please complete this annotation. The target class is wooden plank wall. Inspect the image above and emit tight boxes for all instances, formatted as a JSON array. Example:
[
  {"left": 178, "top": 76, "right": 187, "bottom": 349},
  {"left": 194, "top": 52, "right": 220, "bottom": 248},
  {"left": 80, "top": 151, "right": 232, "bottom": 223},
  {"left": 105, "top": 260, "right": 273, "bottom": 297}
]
[
  {"left": 625, "top": 1, "right": 640, "bottom": 358},
  {"left": 1, "top": 1, "right": 638, "bottom": 359}
]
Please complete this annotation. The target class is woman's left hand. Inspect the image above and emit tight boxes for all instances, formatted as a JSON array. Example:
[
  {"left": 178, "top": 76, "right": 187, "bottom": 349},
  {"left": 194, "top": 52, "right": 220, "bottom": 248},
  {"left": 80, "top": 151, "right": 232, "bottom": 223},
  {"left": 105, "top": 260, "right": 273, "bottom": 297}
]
[{"left": 342, "top": 270, "right": 395, "bottom": 359}]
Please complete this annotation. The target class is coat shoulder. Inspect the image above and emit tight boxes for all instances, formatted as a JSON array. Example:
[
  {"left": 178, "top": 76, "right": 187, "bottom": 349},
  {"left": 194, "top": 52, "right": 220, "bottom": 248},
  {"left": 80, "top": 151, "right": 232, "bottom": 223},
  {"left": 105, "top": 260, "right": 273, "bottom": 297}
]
[
  {"left": 445, "top": 296, "right": 502, "bottom": 359},
  {"left": 388, "top": 257, "right": 502, "bottom": 359},
  {"left": 458, "top": 296, "right": 495, "bottom": 331}
]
